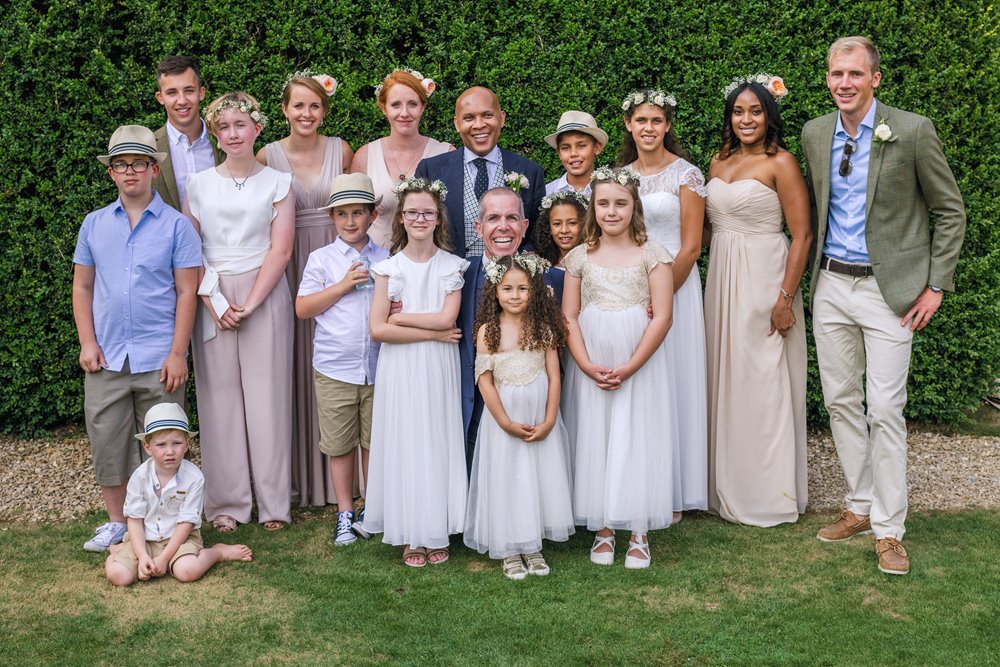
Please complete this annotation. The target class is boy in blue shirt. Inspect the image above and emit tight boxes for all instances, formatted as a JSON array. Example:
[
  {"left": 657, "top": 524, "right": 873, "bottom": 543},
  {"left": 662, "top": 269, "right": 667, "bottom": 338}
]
[
  {"left": 296, "top": 173, "right": 389, "bottom": 546},
  {"left": 73, "top": 125, "right": 202, "bottom": 552}
]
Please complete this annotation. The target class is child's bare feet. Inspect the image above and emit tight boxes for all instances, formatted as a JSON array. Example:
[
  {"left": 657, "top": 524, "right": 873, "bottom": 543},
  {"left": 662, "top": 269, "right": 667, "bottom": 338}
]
[{"left": 215, "top": 544, "right": 253, "bottom": 562}]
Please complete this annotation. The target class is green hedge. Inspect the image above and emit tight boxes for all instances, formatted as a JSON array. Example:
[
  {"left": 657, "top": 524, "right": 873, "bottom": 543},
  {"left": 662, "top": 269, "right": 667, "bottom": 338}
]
[{"left": 2, "top": 0, "right": 998, "bottom": 435}]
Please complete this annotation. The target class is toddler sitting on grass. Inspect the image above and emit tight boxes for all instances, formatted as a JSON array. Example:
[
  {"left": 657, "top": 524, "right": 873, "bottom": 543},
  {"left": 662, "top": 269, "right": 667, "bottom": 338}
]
[{"left": 105, "top": 403, "right": 252, "bottom": 586}]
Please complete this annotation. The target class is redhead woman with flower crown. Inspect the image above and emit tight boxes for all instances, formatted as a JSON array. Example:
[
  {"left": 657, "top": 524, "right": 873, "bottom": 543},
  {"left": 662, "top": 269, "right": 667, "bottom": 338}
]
[
  {"left": 350, "top": 68, "right": 453, "bottom": 248},
  {"left": 618, "top": 89, "right": 708, "bottom": 522},
  {"left": 255, "top": 72, "right": 353, "bottom": 508},
  {"left": 704, "top": 75, "right": 810, "bottom": 526},
  {"left": 185, "top": 92, "right": 295, "bottom": 533}
]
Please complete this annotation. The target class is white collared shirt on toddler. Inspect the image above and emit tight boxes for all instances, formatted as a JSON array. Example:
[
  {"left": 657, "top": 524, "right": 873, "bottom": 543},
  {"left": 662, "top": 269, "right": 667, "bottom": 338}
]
[{"left": 123, "top": 458, "right": 204, "bottom": 541}]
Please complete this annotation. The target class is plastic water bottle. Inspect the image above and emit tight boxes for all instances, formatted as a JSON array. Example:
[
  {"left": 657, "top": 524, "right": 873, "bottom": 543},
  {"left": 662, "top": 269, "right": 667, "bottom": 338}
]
[{"left": 355, "top": 255, "right": 374, "bottom": 291}]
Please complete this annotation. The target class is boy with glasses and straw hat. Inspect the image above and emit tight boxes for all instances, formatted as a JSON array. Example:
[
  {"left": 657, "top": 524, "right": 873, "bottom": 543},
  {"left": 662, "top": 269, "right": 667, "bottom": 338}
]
[{"left": 73, "top": 125, "right": 202, "bottom": 552}]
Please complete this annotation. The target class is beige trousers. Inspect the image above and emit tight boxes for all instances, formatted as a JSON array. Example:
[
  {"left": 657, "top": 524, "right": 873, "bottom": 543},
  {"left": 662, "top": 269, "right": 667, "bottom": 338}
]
[
  {"left": 813, "top": 270, "right": 913, "bottom": 539},
  {"left": 192, "top": 269, "right": 293, "bottom": 525}
]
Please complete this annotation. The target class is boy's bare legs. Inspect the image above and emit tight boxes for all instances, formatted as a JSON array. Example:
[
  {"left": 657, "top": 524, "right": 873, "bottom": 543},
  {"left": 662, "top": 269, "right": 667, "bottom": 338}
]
[
  {"left": 104, "top": 546, "right": 138, "bottom": 587},
  {"left": 101, "top": 485, "right": 127, "bottom": 523},
  {"left": 330, "top": 449, "right": 358, "bottom": 512},
  {"left": 171, "top": 544, "right": 253, "bottom": 583}
]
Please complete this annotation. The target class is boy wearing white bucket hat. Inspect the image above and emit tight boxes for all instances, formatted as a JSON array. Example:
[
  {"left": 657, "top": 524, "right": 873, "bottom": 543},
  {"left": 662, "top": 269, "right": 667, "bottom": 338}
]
[
  {"left": 73, "top": 125, "right": 202, "bottom": 552},
  {"left": 296, "top": 173, "right": 389, "bottom": 546},
  {"left": 105, "top": 403, "right": 252, "bottom": 586},
  {"left": 544, "top": 110, "right": 608, "bottom": 195}
]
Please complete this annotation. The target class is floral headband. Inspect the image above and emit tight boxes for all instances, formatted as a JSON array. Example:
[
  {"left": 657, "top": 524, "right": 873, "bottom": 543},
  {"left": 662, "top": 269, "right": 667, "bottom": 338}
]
[
  {"left": 484, "top": 252, "right": 552, "bottom": 285},
  {"left": 375, "top": 67, "right": 436, "bottom": 98},
  {"left": 723, "top": 73, "right": 787, "bottom": 103},
  {"left": 394, "top": 177, "right": 448, "bottom": 202},
  {"left": 206, "top": 99, "right": 268, "bottom": 129},
  {"left": 541, "top": 189, "right": 589, "bottom": 211},
  {"left": 622, "top": 89, "right": 677, "bottom": 113},
  {"left": 592, "top": 165, "right": 641, "bottom": 187},
  {"left": 285, "top": 69, "right": 338, "bottom": 96}
]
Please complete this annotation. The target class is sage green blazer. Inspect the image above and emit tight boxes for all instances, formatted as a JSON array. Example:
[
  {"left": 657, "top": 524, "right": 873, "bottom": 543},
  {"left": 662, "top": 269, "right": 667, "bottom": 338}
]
[
  {"left": 801, "top": 101, "right": 966, "bottom": 315},
  {"left": 152, "top": 124, "right": 219, "bottom": 213}
]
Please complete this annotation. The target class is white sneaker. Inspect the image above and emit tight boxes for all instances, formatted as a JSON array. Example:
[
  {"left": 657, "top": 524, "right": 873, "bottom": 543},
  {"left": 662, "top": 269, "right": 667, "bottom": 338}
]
[{"left": 83, "top": 522, "right": 127, "bottom": 552}]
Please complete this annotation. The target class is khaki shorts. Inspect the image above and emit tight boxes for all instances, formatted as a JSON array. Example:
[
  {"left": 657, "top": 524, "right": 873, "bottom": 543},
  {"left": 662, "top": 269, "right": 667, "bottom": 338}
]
[
  {"left": 113, "top": 528, "right": 204, "bottom": 577},
  {"left": 84, "top": 358, "right": 184, "bottom": 486},
  {"left": 314, "top": 371, "right": 374, "bottom": 457}
]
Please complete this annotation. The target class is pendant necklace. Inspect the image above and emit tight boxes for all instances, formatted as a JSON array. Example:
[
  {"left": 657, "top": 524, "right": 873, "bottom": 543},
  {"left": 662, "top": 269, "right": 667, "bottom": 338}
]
[
  {"left": 227, "top": 164, "right": 253, "bottom": 190},
  {"left": 386, "top": 137, "right": 428, "bottom": 181}
]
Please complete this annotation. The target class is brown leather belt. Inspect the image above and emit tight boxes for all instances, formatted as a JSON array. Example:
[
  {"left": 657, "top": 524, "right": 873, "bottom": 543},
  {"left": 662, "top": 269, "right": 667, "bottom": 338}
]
[{"left": 821, "top": 255, "right": 874, "bottom": 278}]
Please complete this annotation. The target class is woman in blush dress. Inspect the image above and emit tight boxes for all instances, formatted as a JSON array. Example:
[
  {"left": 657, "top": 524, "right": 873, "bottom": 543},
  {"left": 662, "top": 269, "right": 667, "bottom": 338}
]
[
  {"left": 704, "top": 75, "right": 811, "bottom": 526},
  {"left": 256, "top": 71, "right": 353, "bottom": 508},
  {"left": 350, "top": 68, "right": 453, "bottom": 248},
  {"left": 618, "top": 89, "right": 707, "bottom": 522}
]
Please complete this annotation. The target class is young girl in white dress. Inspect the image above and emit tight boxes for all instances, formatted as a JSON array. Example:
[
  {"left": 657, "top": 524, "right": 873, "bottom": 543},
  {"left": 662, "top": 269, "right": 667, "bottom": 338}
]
[
  {"left": 464, "top": 253, "right": 575, "bottom": 580},
  {"left": 363, "top": 178, "right": 468, "bottom": 568},
  {"left": 619, "top": 89, "right": 708, "bottom": 521},
  {"left": 561, "top": 167, "right": 675, "bottom": 569}
]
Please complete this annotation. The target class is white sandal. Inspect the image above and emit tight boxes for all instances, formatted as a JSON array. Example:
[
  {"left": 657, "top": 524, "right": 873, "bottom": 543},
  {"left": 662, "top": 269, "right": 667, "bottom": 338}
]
[
  {"left": 590, "top": 533, "right": 615, "bottom": 565},
  {"left": 624, "top": 533, "right": 651, "bottom": 569}
]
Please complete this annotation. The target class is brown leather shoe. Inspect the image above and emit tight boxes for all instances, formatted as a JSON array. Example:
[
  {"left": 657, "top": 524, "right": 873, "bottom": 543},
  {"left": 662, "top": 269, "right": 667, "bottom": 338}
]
[
  {"left": 876, "top": 538, "right": 910, "bottom": 575},
  {"left": 817, "top": 510, "right": 872, "bottom": 542}
]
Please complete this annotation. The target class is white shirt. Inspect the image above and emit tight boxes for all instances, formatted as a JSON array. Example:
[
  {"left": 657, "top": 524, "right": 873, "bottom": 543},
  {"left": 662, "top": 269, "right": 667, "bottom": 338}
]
[
  {"left": 166, "top": 119, "right": 215, "bottom": 208},
  {"left": 463, "top": 145, "right": 502, "bottom": 184},
  {"left": 298, "top": 236, "right": 389, "bottom": 384},
  {"left": 546, "top": 172, "right": 592, "bottom": 196},
  {"left": 123, "top": 458, "right": 204, "bottom": 541}
]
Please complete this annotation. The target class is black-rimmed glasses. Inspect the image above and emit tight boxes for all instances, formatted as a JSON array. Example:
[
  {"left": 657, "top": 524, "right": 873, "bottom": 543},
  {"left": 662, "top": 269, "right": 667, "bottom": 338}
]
[
  {"left": 109, "top": 160, "right": 153, "bottom": 174},
  {"left": 838, "top": 138, "right": 857, "bottom": 177}
]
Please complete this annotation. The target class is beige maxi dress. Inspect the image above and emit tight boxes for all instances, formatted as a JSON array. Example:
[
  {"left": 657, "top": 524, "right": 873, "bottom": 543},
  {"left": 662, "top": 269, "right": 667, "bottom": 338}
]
[{"left": 704, "top": 178, "right": 807, "bottom": 526}]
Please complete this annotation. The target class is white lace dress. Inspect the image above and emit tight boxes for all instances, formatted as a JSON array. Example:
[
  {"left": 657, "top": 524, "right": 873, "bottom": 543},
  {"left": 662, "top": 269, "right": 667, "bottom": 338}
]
[
  {"left": 362, "top": 249, "right": 470, "bottom": 549},
  {"left": 464, "top": 349, "right": 575, "bottom": 558},
  {"left": 637, "top": 159, "right": 709, "bottom": 513},
  {"left": 561, "top": 243, "right": 676, "bottom": 532}
]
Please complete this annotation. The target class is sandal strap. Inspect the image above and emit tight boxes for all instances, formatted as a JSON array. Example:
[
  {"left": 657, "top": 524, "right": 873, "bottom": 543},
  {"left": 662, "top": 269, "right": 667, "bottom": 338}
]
[
  {"left": 592, "top": 534, "right": 615, "bottom": 548},
  {"left": 628, "top": 535, "right": 650, "bottom": 558}
]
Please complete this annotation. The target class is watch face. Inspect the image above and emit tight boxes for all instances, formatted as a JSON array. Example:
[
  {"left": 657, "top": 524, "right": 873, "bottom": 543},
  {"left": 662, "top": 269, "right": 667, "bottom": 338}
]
[{"left": 928, "top": 285, "right": 943, "bottom": 293}]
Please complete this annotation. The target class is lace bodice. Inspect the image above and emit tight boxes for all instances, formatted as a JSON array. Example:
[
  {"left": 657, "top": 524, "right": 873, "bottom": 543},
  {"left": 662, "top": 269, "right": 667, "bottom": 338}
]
[
  {"left": 474, "top": 349, "right": 545, "bottom": 386},
  {"left": 636, "top": 159, "right": 706, "bottom": 251},
  {"left": 563, "top": 242, "right": 674, "bottom": 311}
]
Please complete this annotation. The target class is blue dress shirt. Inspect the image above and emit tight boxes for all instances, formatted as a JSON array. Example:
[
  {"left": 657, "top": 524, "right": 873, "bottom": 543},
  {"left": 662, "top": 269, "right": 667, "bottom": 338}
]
[
  {"left": 73, "top": 193, "right": 202, "bottom": 373},
  {"left": 824, "top": 100, "right": 879, "bottom": 263}
]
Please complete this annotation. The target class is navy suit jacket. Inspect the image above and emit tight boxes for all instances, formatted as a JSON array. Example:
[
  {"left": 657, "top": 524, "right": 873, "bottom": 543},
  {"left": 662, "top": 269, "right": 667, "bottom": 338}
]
[
  {"left": 415, "top": 147, "right": 545, "bottom": 258},
  {"left": 457, "top": 256, "right": 564, "bottom": 439}
]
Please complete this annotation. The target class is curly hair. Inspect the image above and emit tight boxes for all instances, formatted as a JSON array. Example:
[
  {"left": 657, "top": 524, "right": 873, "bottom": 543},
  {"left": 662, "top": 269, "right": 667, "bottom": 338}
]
[
  {"left": 582, "top": 180, "right": 648, "bottom": 249},
  {"left": 389, "top": 188, "right": 453, "bottom": 254},
  {"left": 617, "top": 89, "right": 689, "bottom": 166},
  {"left": 717, "top": 81, "right": 786, "bottom": 160},
  {"left": 474, "top": 257, "right": 567, "bottom": 354},
  {"left": 533, "top": 198, "right": 587, "bottom": 265}
]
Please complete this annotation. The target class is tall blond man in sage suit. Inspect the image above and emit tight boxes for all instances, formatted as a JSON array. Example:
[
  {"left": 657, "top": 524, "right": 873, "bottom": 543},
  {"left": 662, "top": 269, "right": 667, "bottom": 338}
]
[{"left": 801, "top": 37, "right": 965, "bottom": 576}]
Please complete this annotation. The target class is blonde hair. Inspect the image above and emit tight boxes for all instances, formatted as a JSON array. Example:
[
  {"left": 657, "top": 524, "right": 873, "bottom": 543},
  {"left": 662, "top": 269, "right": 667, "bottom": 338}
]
[
  {"left": 282, "top": 76, "right": 331, "bottom": 114},
  {"left": 582, "top": 180, "right": 648, "bottom": 249},
  {"left": 377, "top": 70, "right": 428, "bottom": 110},
  {"left": 204, "top": 92, "right": 264, "bottom": 134},
  {"left": 828, "top": 36, "right": 881, "bottom": 73}
]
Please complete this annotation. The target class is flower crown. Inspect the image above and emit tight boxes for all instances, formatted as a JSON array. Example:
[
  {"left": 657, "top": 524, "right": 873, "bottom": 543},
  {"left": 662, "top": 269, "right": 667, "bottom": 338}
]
[
  {"left": 541, "top": 189, "right": 589, "bottom": 210},
  {"left": 504, "top": 171, "right": 530, "bottom": 193},
  {"left": 592, "top": 165, "right": 640, "bottom": 187},
  {"left": 206, "top": 99, "right": 268, "bottom": 128},
  {"left": 622, "top": 89, "right": 677, "bottom": 113},
  {"left": 393, "top": 177, "right": 448, "bottom": 202},
  {"left": 723, "top": 73, "right": 787, "bottom": 103},
  {"left": 374, "top": 67, "right": 436, "bottom": 98},
  {"left": 285, "top": 69, "right": 338, "bottom": 96},
  {"left": 484, "top": 252, "right": 552, "bottom": 285}
]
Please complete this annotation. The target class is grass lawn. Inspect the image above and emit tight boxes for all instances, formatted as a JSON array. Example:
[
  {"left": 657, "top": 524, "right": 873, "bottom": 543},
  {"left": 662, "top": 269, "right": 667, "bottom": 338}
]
[{"left": 1, "top": 508, "right": 997, "bottom": 666}]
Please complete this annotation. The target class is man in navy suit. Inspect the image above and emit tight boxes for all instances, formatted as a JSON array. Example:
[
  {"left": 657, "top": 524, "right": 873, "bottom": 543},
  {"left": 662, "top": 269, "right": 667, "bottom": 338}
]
[
  {"left": 415, "top": 86, "right": 544, "bottom": 258},
  {"left": 458, "top": 188, "right": 563, "bottom": 472}
]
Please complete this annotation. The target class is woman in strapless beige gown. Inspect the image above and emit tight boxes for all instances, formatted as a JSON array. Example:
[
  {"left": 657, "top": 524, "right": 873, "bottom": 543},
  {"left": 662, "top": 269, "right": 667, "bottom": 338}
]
[{"left": 704, "top": 77, "right": 812, "bottom": 526}]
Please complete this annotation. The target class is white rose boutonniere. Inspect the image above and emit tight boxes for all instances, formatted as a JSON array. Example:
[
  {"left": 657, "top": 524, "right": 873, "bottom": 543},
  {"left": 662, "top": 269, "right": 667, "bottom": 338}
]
[
  {"left": 873, "top": 118, "right": 896, "bottom": 157},
  {"left": 505, "top": 171, "right": 529, "bottom": 193}
]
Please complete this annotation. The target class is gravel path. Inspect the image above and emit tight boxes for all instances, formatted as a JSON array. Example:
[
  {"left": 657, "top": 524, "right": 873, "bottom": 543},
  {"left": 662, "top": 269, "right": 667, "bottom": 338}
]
[{"left": 1, "top": 426, "right": 998, "bottom": 524}]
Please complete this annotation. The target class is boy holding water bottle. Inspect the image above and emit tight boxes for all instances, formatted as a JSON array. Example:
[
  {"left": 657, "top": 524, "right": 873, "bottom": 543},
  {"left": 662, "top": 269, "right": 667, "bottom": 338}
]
[{"left": 295, "top": 173, "right": 389, "bottom": 546}]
